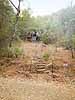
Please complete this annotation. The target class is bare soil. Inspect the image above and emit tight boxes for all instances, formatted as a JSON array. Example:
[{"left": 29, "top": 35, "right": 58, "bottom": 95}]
[
  {"left": 0, "top": 77, "right": 75, "bottom": 100},
  {"left": 0, "top": 42, "right": 75, "bottom": 82},
  {"left": 0, "top": 42, "right": 75, "bottom": 100}
]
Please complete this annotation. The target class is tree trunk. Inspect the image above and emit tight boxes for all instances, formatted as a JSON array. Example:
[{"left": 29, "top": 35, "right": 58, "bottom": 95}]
[
  {"left": 8, "top": 0, "right": 21, "bottom": 47},
  {"left": 70, "top": 48, "right": 74, "bottom": 59},
  {"left": 51, "top": 60, "right": 54, "bottom": 78}
]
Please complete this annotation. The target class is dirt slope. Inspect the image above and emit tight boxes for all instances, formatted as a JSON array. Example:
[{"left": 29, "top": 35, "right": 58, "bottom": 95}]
[{"left": 0, "top": 42, "right": 75, "bottom": 83}]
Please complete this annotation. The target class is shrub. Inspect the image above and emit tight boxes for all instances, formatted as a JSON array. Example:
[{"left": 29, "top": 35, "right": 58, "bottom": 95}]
[
  {"left": 0, "top": 47, "right": 24, "bottom": 58},
  {"left": 41, "top": 34, "right": 50, "bottom": 44},
  {"left": 13, "top": 47, "right": 23, "bottom": 58},
  {"left": 43, "top": 53, "right": 49, "bottom": 61},
  {"left": 0, "top": 48, "right": 11, "bottom": 57}
]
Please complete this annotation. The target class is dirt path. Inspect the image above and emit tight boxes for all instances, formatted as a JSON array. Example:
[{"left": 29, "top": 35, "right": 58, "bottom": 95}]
[{"left": 0, "top": 77, "right": 75, "bottom": 100}]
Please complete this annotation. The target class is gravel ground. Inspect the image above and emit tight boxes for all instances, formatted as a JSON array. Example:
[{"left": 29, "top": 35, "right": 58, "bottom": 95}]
[{"left": 0, "top": 77, "right": 75, "bottom": 100}]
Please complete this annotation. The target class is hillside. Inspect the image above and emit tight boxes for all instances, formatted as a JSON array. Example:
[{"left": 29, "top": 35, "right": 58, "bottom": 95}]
[{"left": 0, "top": 42, "right": 75, "bottom": 83}]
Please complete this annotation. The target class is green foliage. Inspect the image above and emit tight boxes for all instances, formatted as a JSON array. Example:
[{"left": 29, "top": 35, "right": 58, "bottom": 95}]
[
  {"left": 8, "top": 47, "right": 24, "bottom": 58},
  {"left": 0, "top": 0, "right": 75, "bottom": 53},
  {"left": 0, "top": 47, "right": 23, "bottom": 58},
  {"left": 17, "top": 9, "right": 32, "bottom": 35},
  {"left": 41, "top": 34, "right": 50, "bottom": 44},
  {"left": 43, "top": 53, "right": 49, "bottom": 61},
  {"left": 13, "top": 47, "right": 23, "bottom": 57},
  {"left": 71, "top": 34, "right": 75, "bottom": 49},
  {"left": 0, "top": 48, "right": 10, "bottom": 57},
  {"left": 0, "top": 0, "right": 14, "bottom": 47},
  {"left": 59, "top": 34, "right": 75, "bottom": 50}
]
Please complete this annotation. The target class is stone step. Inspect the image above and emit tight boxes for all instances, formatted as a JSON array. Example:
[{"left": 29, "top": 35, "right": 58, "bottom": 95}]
[
  {"left": 31, "top": 57, "right": 42, "bottom": 60},
  {"left": 36, "top": 64, "right": 46, "bottom": 66},
  {"left": 36, "top": 69, "right": 47, "bottom": 72},
  {"left": 35, "top": 64, "right": 47, "bottom": 69},
  {"left": 44, "top": 70, "right": 50, "bottom": 73},
  {"left": 32, "top": 61, "right": 47, "bottom": 64},
  {"left": 17, "top": 70, "right": 25, "bottom": 74},
  {"left": 36, "top": 67, "right": 45, "bottom": 69}
]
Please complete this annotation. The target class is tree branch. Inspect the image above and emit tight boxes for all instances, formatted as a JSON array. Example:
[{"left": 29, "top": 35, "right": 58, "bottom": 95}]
[{"left": 8, "top": 0, "right": 18, "bottom": 11}]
